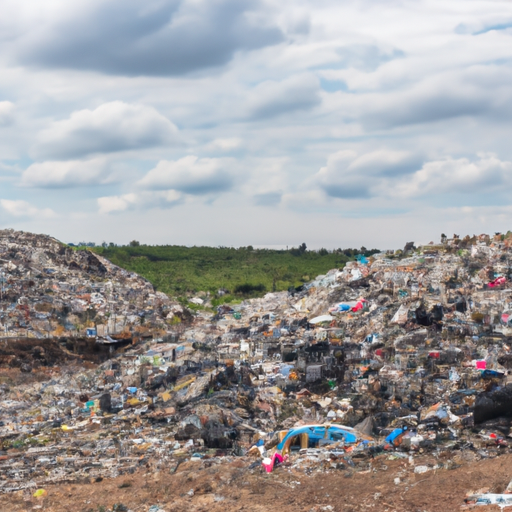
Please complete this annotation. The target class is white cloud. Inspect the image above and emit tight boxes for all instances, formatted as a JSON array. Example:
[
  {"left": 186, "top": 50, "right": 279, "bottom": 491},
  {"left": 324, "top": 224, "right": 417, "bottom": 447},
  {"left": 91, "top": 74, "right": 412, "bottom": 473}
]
[
  {"left": 395, "top": 154, "right": 512, "bottom": 198},
  {"left": 0, "top": 199, "right": 55, "bottom": 218},
  {"left": 314, "top": 150, "right": 512, "bottom": 202},
  {"left": 32, "top": 101, "right": 178, "bottom": 160},
  {"left": 15, "top": 0, "right": 284, "bottom": 77},
  {"left": 315, "top": 149, "right": 421, "bottom": 199},
  {"left": 98, "top": 190, "right": 182, "bottom": 214},
  {"left": 97, "top": 193, "right": 137, "bottom": 214},
  {"left": 241, "top": 157, "right": 289, "bottom": 205},
  {"left": 359, "top": 76, "right": 493, "bottom": 129},
  {"left": 347, "top": 150, "right": 421, "bottom": 176},
  {"left": 0, "top": 102, "right": 15, "bottom": 126},
  {"left": 246, "top": 74, "right": 321, "bottom": 119},
  {"left": 205, "top": 138, "right": 242, "bottom": 152},
  {"left": 21, "top": 158, "right": 111, "bottom": 188},
  {"left": 138, "top": 156, "right": 235, "bottom": 195}
]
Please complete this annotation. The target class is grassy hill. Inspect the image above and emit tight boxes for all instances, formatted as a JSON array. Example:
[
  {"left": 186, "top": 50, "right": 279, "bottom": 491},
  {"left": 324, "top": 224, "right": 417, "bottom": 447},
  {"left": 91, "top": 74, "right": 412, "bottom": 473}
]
[{"left": 91, "top": 244, "right": 378, "bottom": 304}]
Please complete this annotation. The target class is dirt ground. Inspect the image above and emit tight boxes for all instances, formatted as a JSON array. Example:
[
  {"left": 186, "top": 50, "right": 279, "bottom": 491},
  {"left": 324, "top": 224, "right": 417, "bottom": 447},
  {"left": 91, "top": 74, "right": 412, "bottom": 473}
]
[{"left": 2, "top": 452, "right": 512, "bottom": 512}]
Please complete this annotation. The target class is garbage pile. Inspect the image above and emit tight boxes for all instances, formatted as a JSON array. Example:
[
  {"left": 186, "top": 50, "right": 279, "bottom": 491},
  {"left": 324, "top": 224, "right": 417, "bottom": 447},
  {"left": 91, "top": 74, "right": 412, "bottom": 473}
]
[
  {"left": 2, "top": 232, "right": 512, "bottom": 499},
  {"left": 0, "top": 229, "right": 185, "bottom": 341}
]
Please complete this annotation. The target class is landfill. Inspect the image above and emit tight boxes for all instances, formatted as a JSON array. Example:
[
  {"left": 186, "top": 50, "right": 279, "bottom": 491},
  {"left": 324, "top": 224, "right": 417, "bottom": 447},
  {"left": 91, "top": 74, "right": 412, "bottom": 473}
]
[
  {"left": 2, "top": 230, "right": 512, "bottom": 510},
  {"left": 0, "top": 229, "right": 187, "bottom": 344}
]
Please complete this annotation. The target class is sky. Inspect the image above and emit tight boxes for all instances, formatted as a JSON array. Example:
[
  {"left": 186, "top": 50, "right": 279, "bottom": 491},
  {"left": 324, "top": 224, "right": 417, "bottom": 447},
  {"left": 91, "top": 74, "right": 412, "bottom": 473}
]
[{"left": 1, "top": 0, "right": 512, "bottom": 249}]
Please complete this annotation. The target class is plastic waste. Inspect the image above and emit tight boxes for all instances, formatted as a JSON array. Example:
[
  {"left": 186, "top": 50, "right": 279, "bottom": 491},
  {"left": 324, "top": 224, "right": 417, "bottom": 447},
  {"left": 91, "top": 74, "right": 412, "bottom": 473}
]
[
  {"left": 385, "top": 426, "right": 407, "bottom": 446},
  {"left": 488, "top": 276, "right": 506, "bottom": 288},
  {"left": 465, "top": 493, "right": 512, "bottom": 507},
  {"left": 262, "top": 452, "right": 286, "bottom": 473}
]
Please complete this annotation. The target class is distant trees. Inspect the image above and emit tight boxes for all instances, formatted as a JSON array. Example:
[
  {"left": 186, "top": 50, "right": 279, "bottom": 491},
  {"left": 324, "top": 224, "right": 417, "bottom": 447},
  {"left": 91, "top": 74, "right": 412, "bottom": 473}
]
[
  {"left": 234, "top": 283, "right": 266, "bottom": 294},
  {"left": 337, "top": 247, "right": 379, "bottom": 257},
  {"left": 91, "top": 243, "right": 380, "bottom": 299},
  {"left": 289, "top": 242, "right": 307, "bottom": 256}
]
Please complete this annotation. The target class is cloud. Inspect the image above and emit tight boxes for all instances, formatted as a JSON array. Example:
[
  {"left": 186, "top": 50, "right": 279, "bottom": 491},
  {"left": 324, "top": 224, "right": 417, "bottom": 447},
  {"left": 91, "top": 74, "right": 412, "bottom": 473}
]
[
  {"left": 455, "top": 19, "right": 512, "bottom": 35},
  {"left": 205, "top": 138, "right": 242, "bottom": 152},
  {"left": 138, "top": 156, "right": 234, "bottom": 195},
  {"left": 21, "top": 158, "right": 111, "bottom": 188},
  {"left": 346, "top": 150, "right": 423, "bottom": 177},
  {"left": 0, "top": 102, "right": 15, "bottom": 126},
  {"left": 253, "top": 192, "right": 281, "bottom": 206},
  {"left": 247, "top": 75, "right": 321, "bottom": 119},
  {"left": 98, "top": 189, "right": 182, "bottom": 214},
  {"left": 315, "top": 151, "right": 512, "bottom": 202},
  {"left": 240, "top": 157, "right": 288, "bottom": 204},
  {"left": 395, "top": 154, "right": 512, "bottom": 198},
  {"left": 18, "top": 0, "right": 284, "bottom": 76},
  {"left": 286, "top": 12, "right": 311, "bottom": 36},
  {"left": 336, "top": 44, "right": 404, "bottom": 72},
  {"left": 0, "top": 161, "right": 21, "bottom": 176},
  {"left": 316, "top": 149, "right": 422, "bottom": 199},
  {"left": 0, "top": 199, "right": 55, "bottom": 218},
  {"left": 360, "top": 79, "right": 490, "bottom": 129},
  {"left": 474, "top": 23, "right": 512, "bottom": 35},
  {"left": 32, "top": 101, "right": 178, "bottom": 160},
  {"left": 98, "top": 194, "right": 138, "bottom": 214}
]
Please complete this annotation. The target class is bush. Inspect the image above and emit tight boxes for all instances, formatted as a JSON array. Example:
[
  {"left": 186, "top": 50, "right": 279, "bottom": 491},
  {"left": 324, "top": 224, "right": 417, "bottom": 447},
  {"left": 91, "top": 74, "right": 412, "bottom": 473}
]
[{"left": 234, "top": 283, "right": 266, "bottom": 295}]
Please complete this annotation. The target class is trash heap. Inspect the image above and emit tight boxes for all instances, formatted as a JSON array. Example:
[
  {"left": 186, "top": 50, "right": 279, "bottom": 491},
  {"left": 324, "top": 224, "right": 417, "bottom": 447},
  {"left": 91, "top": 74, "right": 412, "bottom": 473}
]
[
  {"left": 0, "top": 229, "right": 186, "bottom": 341},
  {"left": 2, "top": 232, "right": 512, "bottom": 500}
]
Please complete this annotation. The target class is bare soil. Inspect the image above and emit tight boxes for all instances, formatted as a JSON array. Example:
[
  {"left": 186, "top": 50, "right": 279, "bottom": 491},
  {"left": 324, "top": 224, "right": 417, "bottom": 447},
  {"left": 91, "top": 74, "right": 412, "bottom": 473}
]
[{"left": 2, "top": 452, "right": 511, "bottom": 511}]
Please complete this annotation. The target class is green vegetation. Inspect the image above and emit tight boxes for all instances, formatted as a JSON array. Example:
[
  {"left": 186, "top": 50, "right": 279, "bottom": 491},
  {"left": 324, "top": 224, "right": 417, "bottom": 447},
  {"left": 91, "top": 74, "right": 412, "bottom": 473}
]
[{"left": 91, "top": 244, "right": 379, "bottom": 299}]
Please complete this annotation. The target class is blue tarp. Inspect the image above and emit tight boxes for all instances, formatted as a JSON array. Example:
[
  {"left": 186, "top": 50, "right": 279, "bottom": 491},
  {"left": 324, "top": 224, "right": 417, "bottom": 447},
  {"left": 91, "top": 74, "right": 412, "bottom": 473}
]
[
  {"left": 277, "top": 425, "right": 359, "bottom": 451},
  {"left": 385, "top": 427, "right": 406, "bottom": 444}
]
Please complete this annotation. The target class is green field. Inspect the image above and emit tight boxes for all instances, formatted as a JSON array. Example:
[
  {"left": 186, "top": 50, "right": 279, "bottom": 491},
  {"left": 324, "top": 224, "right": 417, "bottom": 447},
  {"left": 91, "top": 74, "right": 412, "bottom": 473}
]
[{"left": 91, "top": 244, "right": 378, "bottom": 304}]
